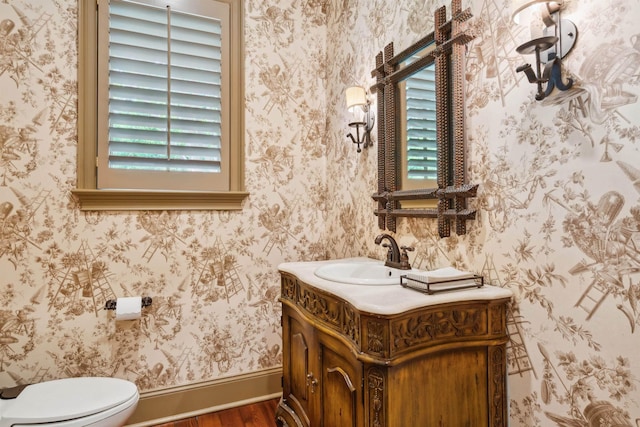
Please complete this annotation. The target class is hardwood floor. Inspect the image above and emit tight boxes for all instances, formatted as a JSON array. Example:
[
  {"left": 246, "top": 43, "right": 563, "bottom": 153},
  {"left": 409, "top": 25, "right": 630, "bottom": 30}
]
[{"left": 151, "top": 398, "right": 280, "bottom": 427}]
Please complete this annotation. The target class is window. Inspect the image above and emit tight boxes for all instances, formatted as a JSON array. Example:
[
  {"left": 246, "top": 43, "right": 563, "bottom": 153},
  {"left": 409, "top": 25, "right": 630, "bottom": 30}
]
[{"left": 74, "top": 0, "right": 247, "bottom": 210}]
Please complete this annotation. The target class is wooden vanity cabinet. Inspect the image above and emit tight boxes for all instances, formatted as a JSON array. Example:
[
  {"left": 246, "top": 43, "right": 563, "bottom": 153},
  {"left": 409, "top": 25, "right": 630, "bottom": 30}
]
[{"left": 276, "top": 271, "right": 510, "bottom": 427}]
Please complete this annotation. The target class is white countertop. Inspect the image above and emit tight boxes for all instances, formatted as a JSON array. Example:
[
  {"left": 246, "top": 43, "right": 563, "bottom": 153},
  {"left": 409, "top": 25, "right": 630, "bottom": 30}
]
[{"left": 278, "top": 257, "right": 513, "bottom": 315}]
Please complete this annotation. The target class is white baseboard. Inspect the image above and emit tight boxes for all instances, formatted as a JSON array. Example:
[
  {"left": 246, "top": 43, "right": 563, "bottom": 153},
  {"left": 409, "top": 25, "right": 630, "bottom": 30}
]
[{"left": 126, "top": 367, "right": 282, "bottom": 426}]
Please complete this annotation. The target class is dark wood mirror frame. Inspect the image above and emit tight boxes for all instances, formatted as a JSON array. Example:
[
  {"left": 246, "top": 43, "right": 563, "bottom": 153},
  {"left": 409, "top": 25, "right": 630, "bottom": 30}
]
[{"left": 371, "top": 0, "right": 479, "bottom": 238}]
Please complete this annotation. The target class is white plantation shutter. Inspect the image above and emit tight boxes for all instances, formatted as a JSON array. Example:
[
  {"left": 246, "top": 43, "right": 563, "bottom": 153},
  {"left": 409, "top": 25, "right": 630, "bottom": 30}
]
[
  {"left": 405, "top": 64, "right": 437, "bottom": 181},
  {"left": 97, "top": 0, "right": 230, "bottom": 191}
]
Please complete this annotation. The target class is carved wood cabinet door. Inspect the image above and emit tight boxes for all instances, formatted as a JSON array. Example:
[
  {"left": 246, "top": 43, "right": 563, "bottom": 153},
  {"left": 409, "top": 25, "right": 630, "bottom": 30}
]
[
  {"left": 280, "top": 305, "right": 364, "bottom": 427},
  {"left": 318, "top": 333, "right": 363, "bottom": 427},
  {"left": 281, "top": 308, "right": 317, "bottom": 427}
]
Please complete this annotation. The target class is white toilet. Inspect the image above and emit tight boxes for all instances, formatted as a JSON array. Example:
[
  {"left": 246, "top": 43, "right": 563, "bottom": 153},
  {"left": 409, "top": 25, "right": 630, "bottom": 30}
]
[{"left": 0, "top": 377, "right": 139, "bottom": 427}]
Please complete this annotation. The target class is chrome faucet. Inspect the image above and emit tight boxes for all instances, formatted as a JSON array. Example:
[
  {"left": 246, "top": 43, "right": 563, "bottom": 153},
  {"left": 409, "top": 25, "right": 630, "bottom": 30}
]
[{"left": 374, "top": 234, "right": 413, "bottom": 270}]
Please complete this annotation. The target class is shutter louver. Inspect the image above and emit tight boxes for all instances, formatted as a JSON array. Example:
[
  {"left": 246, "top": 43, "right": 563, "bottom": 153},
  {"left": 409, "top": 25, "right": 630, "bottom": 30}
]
[
  {"left": 405, "top": 64, "right": 437, "bottom": 181},
  {"left": 108, "top": 0, "right": 222, "bottom": 174}
]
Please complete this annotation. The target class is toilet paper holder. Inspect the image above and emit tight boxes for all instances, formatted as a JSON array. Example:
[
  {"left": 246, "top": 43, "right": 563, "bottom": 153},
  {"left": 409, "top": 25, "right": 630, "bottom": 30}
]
[{"left": 104, "top": 296, "right": 153, "bottom": 311}]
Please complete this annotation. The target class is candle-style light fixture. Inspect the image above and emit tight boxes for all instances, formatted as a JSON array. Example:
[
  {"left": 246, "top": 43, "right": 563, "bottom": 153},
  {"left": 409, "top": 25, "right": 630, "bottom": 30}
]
[
  {"left": 512, "top": 0, "right": 577, "bottom": 101},
  {"left": 345, "top": 86, "right": 375, "bottom": 152}
]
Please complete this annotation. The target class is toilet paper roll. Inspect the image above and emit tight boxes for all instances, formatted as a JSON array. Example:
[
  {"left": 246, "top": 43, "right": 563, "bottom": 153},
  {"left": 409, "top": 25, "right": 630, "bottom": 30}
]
[{"left": 115, "top": 296, "right": 142, "bottom": 321}]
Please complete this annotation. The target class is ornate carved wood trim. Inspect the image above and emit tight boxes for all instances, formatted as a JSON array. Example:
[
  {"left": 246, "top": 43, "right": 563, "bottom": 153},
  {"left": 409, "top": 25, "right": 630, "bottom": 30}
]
[
  {"left": 365, "top": 319, "right": 387, "bottom": 357},
  {"left": 490, "top": 303, "right": 506, "bottom": 335},
  {"left": 280, "top": 273, "right": 361, "bottom": 347},
  {"left": 390, "top": 306, "right": 487, "bottom": 354},
  {"left": 281, "top": 272, "right": 509, "bottom": 363},
  {"left": 367, "top": 368, "right": 386, "bottom": 427},
  {"left": 488, "top": 345, "right": 507, "bottom": 426}
]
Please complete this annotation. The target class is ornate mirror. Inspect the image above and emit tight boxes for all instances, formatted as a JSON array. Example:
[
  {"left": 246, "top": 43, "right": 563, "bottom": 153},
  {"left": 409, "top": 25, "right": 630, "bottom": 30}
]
[{"left": 371, "top": 0, "right": 478, "bottom": 238}]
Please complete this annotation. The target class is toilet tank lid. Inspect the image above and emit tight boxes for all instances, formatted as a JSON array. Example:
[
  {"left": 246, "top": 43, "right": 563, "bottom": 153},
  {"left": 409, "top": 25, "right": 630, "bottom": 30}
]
[{"left": 1, "top": 377, "right": 138, "bottom": 424}]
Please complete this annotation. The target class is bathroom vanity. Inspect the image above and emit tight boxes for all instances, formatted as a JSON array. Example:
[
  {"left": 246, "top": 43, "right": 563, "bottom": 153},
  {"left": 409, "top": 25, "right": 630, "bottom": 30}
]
[{"left": 275, "top": 258, "right": 512, "bottom": 427}]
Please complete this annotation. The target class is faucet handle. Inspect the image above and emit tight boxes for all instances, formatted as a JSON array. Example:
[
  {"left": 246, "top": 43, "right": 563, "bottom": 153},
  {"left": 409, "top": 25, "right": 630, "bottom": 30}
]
[
  {"left": 381, "top": 243, "right": 394, "bottom": 261},
  {"left": 399, "top": 246, "right": 414, "bottom": 269}
]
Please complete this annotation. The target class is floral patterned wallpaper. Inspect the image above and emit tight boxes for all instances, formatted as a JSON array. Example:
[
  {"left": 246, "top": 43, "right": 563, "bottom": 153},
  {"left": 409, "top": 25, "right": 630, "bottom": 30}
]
[
  {"left": 0, "top": 0, "right": 639, "bottom": 425},
  {"left": 0, "top": 0, "right": 328, "bottom": 392},
  {"left": 326, "top": 0, "right": 640, "bottom": 425}
]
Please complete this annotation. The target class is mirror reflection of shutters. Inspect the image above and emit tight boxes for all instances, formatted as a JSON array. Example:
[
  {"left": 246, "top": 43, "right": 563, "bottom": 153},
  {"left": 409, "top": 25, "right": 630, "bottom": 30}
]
[{"left": 405, "top": 64, "right": 437, "bottom": 181}]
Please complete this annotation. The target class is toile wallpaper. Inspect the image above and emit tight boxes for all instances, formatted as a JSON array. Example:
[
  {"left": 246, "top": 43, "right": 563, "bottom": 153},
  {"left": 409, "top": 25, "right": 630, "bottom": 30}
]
[{"left": 0, "top": 0, "right": 639, "bottom": 425}]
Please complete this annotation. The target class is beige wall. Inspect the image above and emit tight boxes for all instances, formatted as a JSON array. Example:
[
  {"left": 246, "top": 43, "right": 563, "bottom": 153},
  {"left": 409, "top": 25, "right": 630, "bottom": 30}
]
[{"left": 1, "top": 0, "right": 639, "bottom": 425}]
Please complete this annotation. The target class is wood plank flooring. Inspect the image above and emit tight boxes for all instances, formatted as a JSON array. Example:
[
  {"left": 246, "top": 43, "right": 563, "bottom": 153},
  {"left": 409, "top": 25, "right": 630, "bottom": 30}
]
[{"left": 151, "top": 398, "right": 279, "bottom": 427}]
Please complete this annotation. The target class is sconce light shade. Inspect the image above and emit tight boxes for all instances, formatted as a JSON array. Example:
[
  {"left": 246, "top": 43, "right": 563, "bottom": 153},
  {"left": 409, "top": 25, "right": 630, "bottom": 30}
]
[
  {"left": 512, "top": 0, "right": 562, "bottom": 26},
  {"left": 345, "top": 86, "right": 375, "bottom": 153},
  {"left": 346, "top": 86, "right": 368, "bottom": 110}
]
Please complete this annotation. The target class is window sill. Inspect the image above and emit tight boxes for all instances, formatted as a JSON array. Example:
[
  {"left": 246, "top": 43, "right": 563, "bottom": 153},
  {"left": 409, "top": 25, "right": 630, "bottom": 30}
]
[{"left": 72, "top": 189, "right": 249, "bottom": 211}]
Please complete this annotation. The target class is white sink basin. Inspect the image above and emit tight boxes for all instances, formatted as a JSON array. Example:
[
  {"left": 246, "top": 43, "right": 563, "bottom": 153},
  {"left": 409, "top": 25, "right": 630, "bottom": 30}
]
[{"left": 314, "top": 261, "right": 410, "bottom": 285}]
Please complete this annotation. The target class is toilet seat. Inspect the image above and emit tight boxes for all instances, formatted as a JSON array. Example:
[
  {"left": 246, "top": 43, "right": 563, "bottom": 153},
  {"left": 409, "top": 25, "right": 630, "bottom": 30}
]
[{"left": 0, "top": 377, "right": 138, "bottom": 426}]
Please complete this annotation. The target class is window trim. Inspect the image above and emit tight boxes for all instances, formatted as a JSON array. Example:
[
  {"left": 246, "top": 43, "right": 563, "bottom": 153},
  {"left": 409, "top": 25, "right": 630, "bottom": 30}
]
[{"left": 74, "top": 0, "right": 247, "bottom": 211}]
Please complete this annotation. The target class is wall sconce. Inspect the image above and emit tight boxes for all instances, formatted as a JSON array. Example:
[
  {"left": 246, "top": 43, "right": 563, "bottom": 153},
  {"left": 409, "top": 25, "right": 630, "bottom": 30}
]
[
  {"left": 345, "top": 86, "right": 375, "bottom": 153},
  {"left": 512, "top": 0, "right": 577, "bottom": 101}
]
